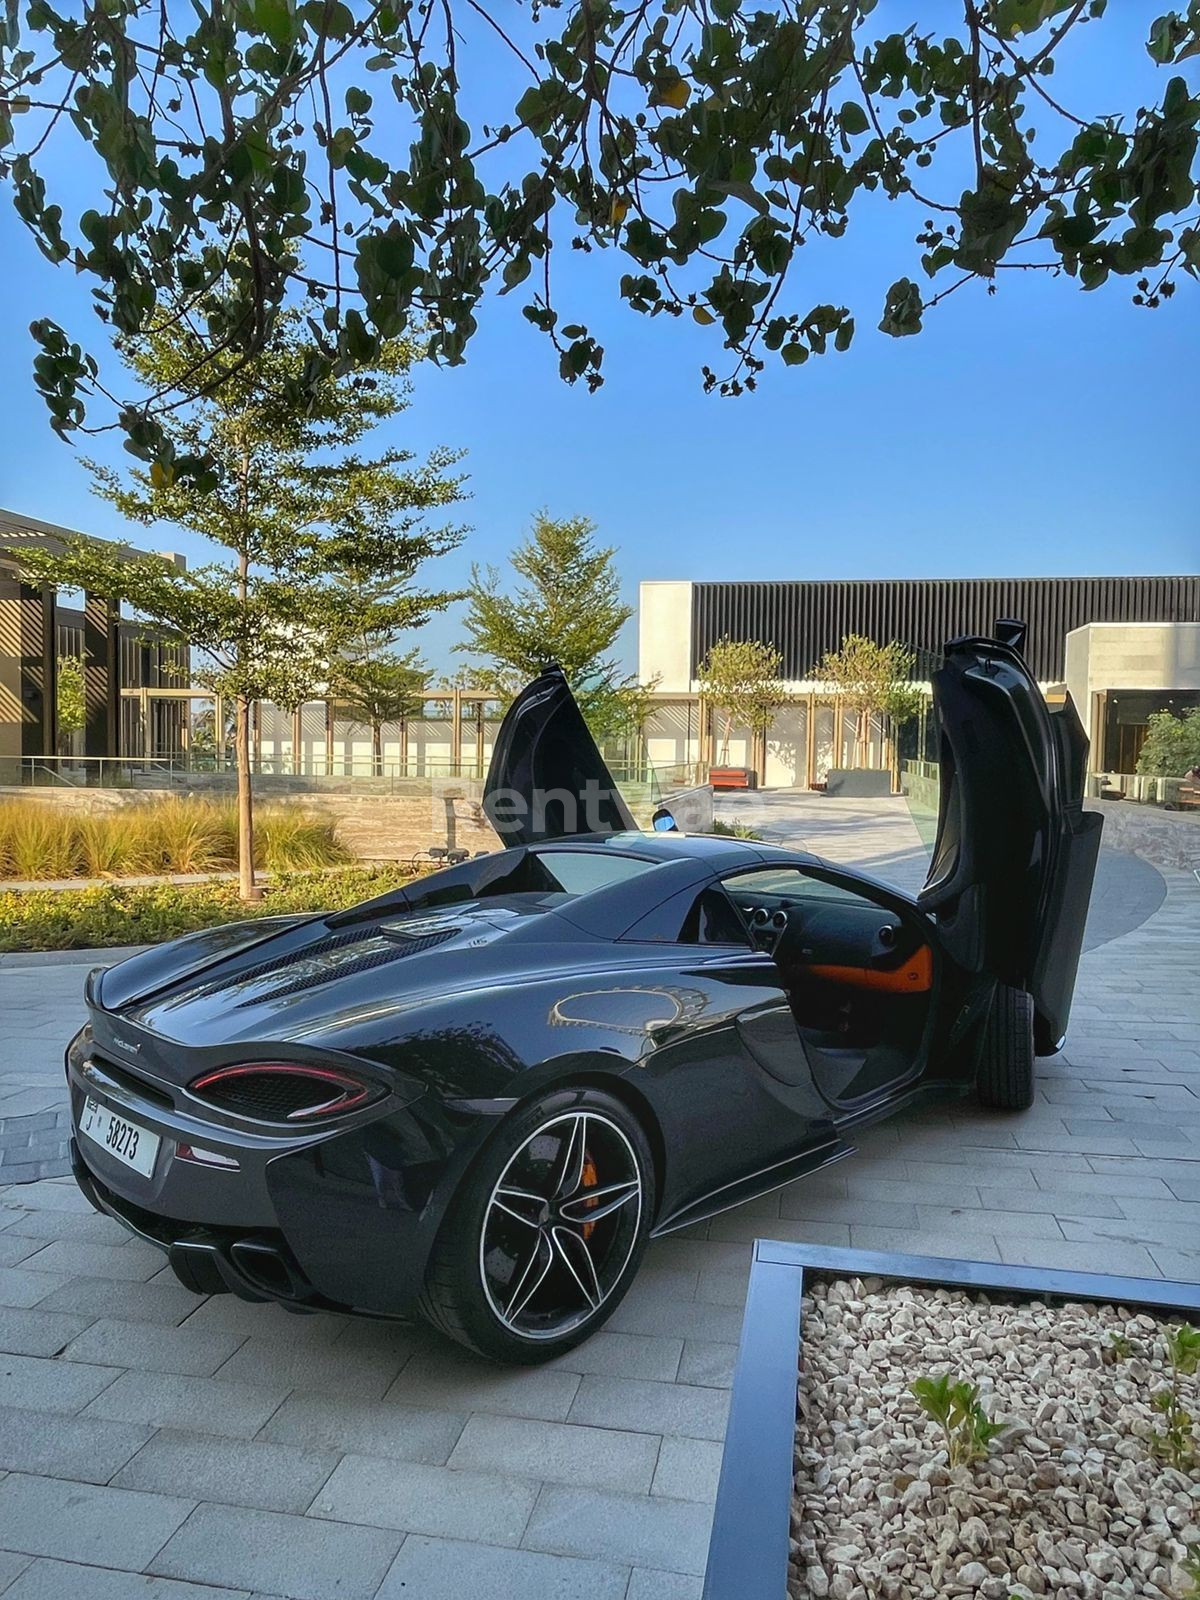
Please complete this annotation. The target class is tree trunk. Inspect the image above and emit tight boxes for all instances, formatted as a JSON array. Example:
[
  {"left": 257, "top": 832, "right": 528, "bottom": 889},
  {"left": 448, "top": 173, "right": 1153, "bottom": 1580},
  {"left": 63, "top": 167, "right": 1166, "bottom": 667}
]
[
  {"left": 857, "top": 708, "right": 871, "bottom": 769},
  {"left": 372, "top": 719, "right": 383, "bottom": 778},
  {"left": 721, "top": 710, "right": 733, "bottom": 765},
  {"left": 235, "top": 695, "right": 261, "bottom": 902}
]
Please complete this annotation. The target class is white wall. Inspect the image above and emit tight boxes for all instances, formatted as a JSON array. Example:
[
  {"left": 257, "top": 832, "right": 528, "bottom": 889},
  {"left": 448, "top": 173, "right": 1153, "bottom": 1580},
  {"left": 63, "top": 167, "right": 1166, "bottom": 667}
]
[
  {"left": 1065, "top": 623, "right": 1200, "bottom": 752},
  {"left": 638, "top": 581, "right": 694, "bottom": 693}
]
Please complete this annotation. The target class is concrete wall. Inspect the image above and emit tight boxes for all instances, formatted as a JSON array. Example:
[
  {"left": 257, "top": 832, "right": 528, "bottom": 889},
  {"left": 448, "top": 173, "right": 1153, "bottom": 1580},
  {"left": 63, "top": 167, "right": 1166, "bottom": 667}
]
[
  {"left": 0, "top": 782, "right": 500, "bottom": 862},
  {"left": 638, "top": 581, "right": 694, "bottom": 693},
  {"left": 1065, "top": 622, "right": 1200, "bottom": 757}
]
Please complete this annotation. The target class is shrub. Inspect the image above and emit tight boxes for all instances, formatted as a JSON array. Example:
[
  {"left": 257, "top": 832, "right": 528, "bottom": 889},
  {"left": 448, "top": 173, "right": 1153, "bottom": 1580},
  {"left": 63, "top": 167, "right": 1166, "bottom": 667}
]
[
  {"left": 710, "top": 818, "right": 763, "bottom": 840},
  {"left": 0, "top": 801, "right": 80, "bottom": 880},
  {"left": 0, "top": 799, "right": 346, "bottom": 881},
  {"left": 255, "top": 809, "right": 348, "bottom": 873},
  {"left": 0, "top": 867, "right": 417, "bottom": 952},
  {"left": 1136, "top": 708, "right": 1200, "bottom": 777}
]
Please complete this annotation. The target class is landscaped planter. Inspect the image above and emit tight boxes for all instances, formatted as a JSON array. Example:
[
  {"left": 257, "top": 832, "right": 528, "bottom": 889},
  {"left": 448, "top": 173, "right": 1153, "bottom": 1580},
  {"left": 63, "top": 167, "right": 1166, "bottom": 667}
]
[
  {"left": 703, "top": 1242, "right": 1200, "bottom": 1600},
  {"left": 824, "top": 767, "right": 893, "bottom": 798}
]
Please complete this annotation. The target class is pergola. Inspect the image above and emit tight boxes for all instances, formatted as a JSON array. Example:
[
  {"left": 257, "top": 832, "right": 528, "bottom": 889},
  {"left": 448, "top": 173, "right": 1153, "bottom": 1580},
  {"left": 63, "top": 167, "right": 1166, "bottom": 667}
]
[{"left": 0, "top": 508, "right": 185, "bottom": 766}]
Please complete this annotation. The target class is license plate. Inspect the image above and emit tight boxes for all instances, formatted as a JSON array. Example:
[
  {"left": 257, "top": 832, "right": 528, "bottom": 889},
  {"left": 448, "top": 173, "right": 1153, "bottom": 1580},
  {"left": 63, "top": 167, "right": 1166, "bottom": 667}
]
[{"left": 79, "top": 1098, "right": 160, "bottom": 1178}]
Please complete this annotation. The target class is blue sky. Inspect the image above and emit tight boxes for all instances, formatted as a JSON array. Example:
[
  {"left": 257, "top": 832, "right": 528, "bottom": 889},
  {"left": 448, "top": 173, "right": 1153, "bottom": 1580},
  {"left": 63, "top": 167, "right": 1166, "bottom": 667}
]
[{"left": 0, "top": 3, "right": 1196, "bottom": 676}]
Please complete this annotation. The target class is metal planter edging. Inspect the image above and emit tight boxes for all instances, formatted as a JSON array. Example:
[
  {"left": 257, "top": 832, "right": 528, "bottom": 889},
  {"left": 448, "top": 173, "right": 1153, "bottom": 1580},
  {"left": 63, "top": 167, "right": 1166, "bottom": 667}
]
[{"left": 702, "top": 1240, "right": 1200, "bottom": 1600}]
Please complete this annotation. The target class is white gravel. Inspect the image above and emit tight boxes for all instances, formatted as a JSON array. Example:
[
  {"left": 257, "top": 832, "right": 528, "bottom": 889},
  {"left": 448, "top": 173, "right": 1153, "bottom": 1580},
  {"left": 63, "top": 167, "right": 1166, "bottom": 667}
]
[{"left": 791, "top": 1277, "right": 1200, "bottom": 1600}]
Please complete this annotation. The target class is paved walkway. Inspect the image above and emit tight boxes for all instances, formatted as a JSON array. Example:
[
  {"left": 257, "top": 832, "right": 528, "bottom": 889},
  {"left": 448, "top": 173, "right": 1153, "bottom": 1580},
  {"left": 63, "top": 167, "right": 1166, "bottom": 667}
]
[{"left": 0, "top": 796, "right": 1197, "bottom": 1598}]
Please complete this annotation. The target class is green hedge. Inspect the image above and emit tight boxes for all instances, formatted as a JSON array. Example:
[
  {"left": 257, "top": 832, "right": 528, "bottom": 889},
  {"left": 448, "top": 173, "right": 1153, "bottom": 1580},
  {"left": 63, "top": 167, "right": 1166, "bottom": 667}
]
[{"left": 0, "top": 868, "right": 416, "bottom": 953}]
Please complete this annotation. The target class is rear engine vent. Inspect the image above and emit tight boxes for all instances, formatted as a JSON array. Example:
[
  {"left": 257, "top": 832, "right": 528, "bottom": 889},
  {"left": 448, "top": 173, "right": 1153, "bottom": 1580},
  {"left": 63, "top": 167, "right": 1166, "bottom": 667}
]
[
  {"left": 252, "top": 927, "right": 458, "bottom": 1003},
  {"left": 188, "top": 1064, "right": 378, "bottom": 1123}
]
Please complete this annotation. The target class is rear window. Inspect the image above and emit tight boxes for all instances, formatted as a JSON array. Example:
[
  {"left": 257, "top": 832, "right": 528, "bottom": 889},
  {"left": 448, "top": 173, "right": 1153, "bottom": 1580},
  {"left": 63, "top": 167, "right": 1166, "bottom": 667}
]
[{"left": 531, "top": 849, "right": 659, "bottom": 898}]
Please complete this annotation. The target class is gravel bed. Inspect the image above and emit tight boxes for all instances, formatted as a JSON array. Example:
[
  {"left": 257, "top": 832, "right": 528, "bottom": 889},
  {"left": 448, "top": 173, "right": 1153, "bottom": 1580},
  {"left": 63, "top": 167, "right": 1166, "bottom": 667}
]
[{"left": 791, "top": 1278, "right": 1200, "bottom": 1600}]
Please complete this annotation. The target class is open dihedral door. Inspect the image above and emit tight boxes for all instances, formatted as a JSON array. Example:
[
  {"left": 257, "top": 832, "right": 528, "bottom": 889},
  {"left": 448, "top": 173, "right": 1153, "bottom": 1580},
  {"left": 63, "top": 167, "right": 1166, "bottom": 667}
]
[
  {"left": 918, "top": 623, "right": 1103, "bottom": 1054},
  {"left": 483, "top": 665, "right": 637, "bottom": 847}
]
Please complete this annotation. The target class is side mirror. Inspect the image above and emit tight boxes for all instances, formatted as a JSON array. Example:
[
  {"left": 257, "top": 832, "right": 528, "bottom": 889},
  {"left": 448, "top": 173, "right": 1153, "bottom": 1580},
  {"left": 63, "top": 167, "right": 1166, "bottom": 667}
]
[{"left": 651, "top": 806, "right": 679, "bottom": 833}]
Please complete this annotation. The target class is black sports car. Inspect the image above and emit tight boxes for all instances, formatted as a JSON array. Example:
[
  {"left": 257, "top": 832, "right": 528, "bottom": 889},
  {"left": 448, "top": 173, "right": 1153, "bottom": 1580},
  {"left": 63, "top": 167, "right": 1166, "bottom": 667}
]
[{"left": 66, "top": 624, "right": 1102, "bottom": 1362}]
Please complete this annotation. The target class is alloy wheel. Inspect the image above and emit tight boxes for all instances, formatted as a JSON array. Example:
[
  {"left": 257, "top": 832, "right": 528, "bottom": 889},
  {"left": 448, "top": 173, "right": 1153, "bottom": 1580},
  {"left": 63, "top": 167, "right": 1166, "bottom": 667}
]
[{"left": 479, "top": 1111, "right": 643, "bottom": 1341}]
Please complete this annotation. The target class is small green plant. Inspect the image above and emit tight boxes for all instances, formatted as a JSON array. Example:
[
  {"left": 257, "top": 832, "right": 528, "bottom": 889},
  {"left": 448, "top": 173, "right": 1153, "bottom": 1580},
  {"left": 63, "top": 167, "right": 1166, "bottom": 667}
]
[
  {"left": 1150, "top": 1323, "right": 1200, "bottom": 1471},
  {"left": 1178, "top": 1545, "right": 1200, "bottom": 1600},
  {"left": 710, "top": 818, "right": 763, "bottom": 841},
  {"left": 910, "top": 1374, "right": 1008, "bottom": 1468},
  {"left": 1106, "top": 1331, "right": 1135, "bottom": 1362}
]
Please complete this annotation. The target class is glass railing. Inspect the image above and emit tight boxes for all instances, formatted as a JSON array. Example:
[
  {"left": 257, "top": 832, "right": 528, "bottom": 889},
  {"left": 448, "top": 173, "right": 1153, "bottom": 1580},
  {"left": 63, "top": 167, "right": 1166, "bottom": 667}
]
[{"left": 6, "top": 753, "right": 708, "bottom": 800}]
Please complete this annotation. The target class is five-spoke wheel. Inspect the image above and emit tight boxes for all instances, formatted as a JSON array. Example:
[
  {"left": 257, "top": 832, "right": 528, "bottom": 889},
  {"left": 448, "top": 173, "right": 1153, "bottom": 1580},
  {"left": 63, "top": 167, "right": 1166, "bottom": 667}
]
[{"left": 420, "top": 1089, "right": 655, "bottom": 1362}]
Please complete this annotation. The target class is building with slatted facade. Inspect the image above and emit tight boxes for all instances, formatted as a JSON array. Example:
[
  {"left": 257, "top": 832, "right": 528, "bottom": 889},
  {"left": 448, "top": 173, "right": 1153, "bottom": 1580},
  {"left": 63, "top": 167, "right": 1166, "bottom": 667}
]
[{"left": 638, "top": 577, "right": 1200, "bottom": 785}]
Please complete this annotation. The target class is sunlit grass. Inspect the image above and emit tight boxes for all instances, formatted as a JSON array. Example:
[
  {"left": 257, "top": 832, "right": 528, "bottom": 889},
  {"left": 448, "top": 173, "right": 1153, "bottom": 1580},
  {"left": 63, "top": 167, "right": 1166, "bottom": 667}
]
[{"left": 0, "top": 798, "right": 346, "bottom": 881}]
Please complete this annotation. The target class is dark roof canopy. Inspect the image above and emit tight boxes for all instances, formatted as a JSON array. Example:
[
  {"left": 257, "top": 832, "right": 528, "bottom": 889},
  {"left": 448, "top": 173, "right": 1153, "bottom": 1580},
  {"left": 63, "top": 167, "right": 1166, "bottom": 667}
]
[{"left": 691, "top": 575, "right": 1200, "bottom": 683}]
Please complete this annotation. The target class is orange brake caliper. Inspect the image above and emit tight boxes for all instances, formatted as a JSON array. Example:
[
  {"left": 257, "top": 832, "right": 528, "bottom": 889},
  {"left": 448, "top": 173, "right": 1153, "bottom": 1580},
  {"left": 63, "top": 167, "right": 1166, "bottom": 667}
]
[{"left": 581, "top": 1152, "right": 599, "bottom": 1239}]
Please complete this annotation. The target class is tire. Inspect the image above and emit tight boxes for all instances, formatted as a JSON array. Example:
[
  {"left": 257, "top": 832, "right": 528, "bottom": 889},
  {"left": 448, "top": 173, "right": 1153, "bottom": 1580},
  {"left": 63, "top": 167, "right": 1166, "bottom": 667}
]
[
  {"left": 976, "top": 984, "right": 1036, "bottom": 1111},
  {"left": 418, "top": 1087, "right": 656, "bottom": 1363}
]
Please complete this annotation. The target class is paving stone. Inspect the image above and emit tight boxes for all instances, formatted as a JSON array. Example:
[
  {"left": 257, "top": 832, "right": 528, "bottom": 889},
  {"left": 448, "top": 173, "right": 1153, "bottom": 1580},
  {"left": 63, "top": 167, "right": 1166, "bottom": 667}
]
[
  {"left": 0, "top": 1266, "right": 66, "bottom": 1309},
  {"left": 626, "top": 1569, "right": 704, "bottom": 1600},
  {"left": 0, "top": 1235, "right": 40, "bottom": 1268},
  {"left": 604, "top": 1295, "right": 744, "bottom": 1344},
  {"left": 0, "top": 1405, "right": 150, "bottom": 1484},
  {"left": 677, "top": 1340, "right": 738, "bottom": 1390},
  {"left": 62, "top": 1317, "right": 247, "bottom": 1377},
  {"left": 213, "top": 1329, "right": 413, "bottom": 1397},
  {"left": 0, "top": 1306, "right": 89, "bottom": 1357},
  {"left": 151, "top": 1503, "right": 401, "bottom": 1600},
  {"left": 0, "top": 1208, "right": 133, "bottom": 1245},
  {"left": 706, "top": 1213, "right": 851, "bottom": 1248},
  {"left": 651, "top": 1435, "right": 724, "bottom": 1502},
  {"left": 546, "top": 1329, "right": 683, "bottom": 1381},
  {"left": 448, "top": 1413, "right": 660, "bottom": 1493},
  {"left": 0, "top": 1351, "right": 118, "bottom": 1414},
  {"left": 260, "top": 1392, "right": 465, "bottom": 1464},
  {"left": 523, "top": 1484, "right": 713, "bottom": 1575},
  {"left": 83, "top": 1370, "right": 289, "bottom": 1439},
  {"left": 1149, "top": 1246, "right": 1200, "bottom": 1280},
  {"left": 18, "top": 1240, "right": 164, "bottom": 1282},
  {"left": 33, "top": 1275, "right": 203, "bottom": 1325},
  {"left": 567, "top": 1376, "right": 729, "bottom": 1442},
  {"left": 112, "top": 1430, "right": 339, "bottom": 1514},
  {"left": 1, "top": 1559, "right": 251, "bottom": 1600},
  {"left": 695, "top": 1268, "right": 751, "bottom": 1307},
  {"left": 974, "top": 1186, "right": 1124, "bottom": 1219},
  {"left": 0, "top": 1553, "right": 32, "bottom": 1593},
  {"left": 311, "top": 1453, "right": 539, "bottom": 1547},
  {"left": 848, "top": 1225, "right": 1004, "bottom": 1262},
  {"left": 375, "top": 1535, "right": 629, "bottom": 1600},
  {"left": 0, "top": 1473, "right": 193, "bottom": 1567},
  {"left": 915, "top": 1204, "right": 1067, "bottom": 1240},
  {"left": 178, "top": 1297, "right": 347, "bottom": 1342},
  {"left": 996, "top": 1237, "right": 1162, "bottom": 1276},
  {"left": 385, "top": 1349, "right": 581, "bottom": 1421},
  {"left": 0, "top": 1181, "right": 92, "bottom": 1215}
]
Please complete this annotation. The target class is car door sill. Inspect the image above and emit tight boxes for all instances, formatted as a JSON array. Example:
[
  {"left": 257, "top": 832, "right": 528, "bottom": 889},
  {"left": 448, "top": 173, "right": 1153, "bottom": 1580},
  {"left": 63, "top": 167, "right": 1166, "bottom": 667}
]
[{"left": 651, "top": 1137, "right": 855, "bottom": 1237}]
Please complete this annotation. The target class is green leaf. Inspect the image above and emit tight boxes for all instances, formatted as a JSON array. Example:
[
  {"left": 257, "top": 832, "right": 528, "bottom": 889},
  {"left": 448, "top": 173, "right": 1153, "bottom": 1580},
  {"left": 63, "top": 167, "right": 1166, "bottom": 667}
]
[
  {"left": 839, "top": 102, "right": 870, "bottom": 136},
  {"left": 879, "top": 277, "right": 924, "bottom": 336}
]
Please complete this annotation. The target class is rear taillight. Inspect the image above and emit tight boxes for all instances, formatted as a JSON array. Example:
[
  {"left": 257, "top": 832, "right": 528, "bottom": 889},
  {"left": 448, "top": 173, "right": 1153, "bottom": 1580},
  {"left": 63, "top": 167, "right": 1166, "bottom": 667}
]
[{"left": 187, "top": 1063, "right": 378, "bottom": 1123}]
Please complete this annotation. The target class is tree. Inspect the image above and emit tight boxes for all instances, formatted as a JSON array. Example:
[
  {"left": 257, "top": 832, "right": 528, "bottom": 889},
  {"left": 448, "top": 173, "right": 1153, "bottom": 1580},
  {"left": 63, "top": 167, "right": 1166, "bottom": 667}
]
[
  {"left": 1136, "top": 707, "right": 1200, "bottom": 776},
  {"left": 8, "top": 306, "right": 466, "bottom": 900},
  {"left": 2, "top": 5, "right": 1197, "bottom": 469},
  {"left": 814, "top": 634, "right": 918, "bottom": 768},
  {"left": 336, "top": 648, "right": 428, "bottom": 778},
  {"left": 55, "top": 653, "right": 85, "bottom": 752},
  {"left": 697, "top": 637, "right": 790, "bottom": 766},
  {"left": 457, "top": 512, "right": 644, "bottom": 743}
]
